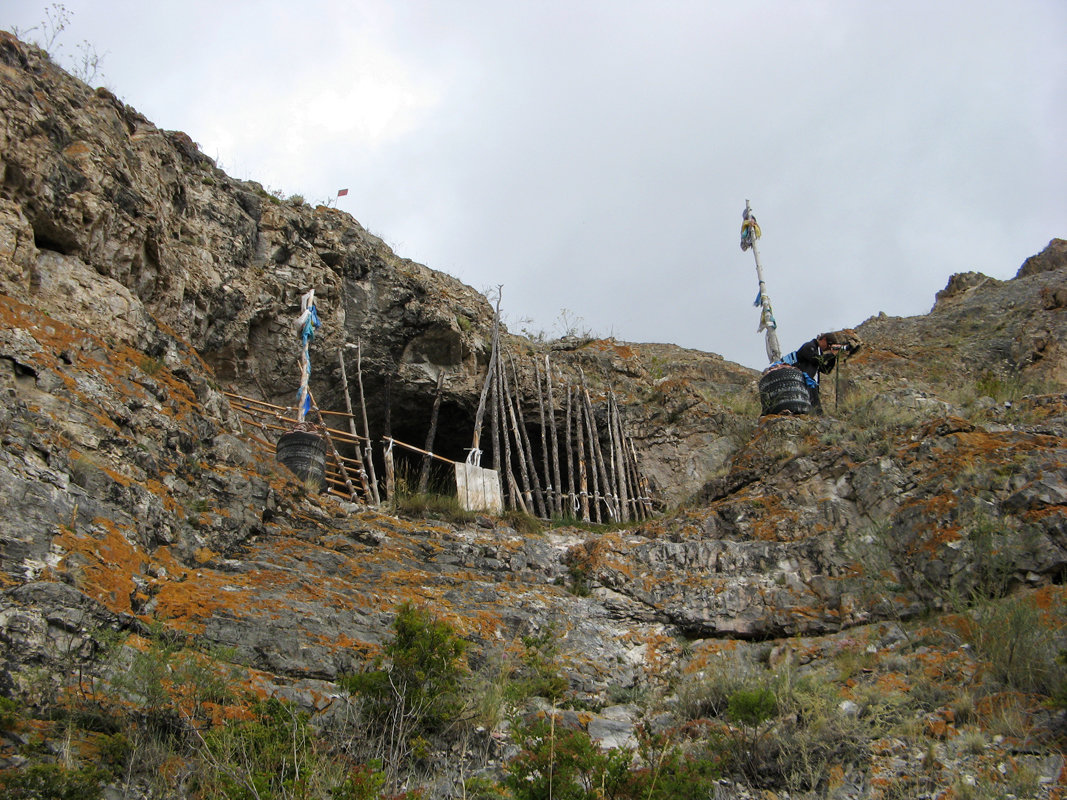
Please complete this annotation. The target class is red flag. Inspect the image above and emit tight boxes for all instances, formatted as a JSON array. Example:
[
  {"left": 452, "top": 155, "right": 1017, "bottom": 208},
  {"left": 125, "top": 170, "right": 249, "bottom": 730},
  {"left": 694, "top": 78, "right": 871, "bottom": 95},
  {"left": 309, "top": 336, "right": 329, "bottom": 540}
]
[{"left": 337, "top": 188, "right": 349, "bottom": 197}]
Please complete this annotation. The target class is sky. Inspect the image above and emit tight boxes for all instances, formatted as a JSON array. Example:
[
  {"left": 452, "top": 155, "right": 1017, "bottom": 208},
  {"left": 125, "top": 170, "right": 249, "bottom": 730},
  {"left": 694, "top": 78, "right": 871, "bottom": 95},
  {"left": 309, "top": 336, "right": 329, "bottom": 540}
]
[{"left": 5, "top": 1, "right": 1065, "bottom": 369}]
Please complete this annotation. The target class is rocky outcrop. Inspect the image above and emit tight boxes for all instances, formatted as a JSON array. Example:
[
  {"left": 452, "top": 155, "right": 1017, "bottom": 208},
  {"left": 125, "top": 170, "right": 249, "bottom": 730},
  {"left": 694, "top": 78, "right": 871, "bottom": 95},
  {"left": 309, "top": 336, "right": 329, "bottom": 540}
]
[
  {"left": 0, "top": 31, "right": 497, "bottom": 460},
  {"left": 0, "top": 30, "right": 756, "bottom": 495},
  {"left": 1017, "top": 237, "right": 1067, "bottom": 278},
  {"left": 856, "top": 239, "right": 1067, "bottom": 387}
]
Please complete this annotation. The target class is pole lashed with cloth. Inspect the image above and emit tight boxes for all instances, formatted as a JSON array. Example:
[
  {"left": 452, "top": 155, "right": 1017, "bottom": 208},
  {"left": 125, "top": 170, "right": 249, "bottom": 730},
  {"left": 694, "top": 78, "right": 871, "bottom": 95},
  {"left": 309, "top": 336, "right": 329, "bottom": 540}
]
[
  {"left": 294, "top": 289, "right": 321, "bottom": 424},
  {"left": 276, "top": 288, "right": 328, "bottom": 488},
  {"left": 741, "top": 200, "right": 782, "bottom": 365}
]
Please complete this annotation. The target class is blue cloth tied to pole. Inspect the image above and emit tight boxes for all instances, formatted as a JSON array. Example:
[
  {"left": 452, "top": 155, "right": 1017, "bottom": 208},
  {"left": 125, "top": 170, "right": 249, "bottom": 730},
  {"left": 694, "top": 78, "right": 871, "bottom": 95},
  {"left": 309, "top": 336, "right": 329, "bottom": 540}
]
[{"left": 301, "top": 304, "right": 320, "bottom": 345}]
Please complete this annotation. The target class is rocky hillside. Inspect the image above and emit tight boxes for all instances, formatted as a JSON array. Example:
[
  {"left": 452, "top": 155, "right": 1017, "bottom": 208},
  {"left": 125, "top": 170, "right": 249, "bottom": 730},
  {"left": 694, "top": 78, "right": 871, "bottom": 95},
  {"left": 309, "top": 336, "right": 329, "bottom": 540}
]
[{"left": 2, "top": 31, "right": 1067, "bottom": 800}]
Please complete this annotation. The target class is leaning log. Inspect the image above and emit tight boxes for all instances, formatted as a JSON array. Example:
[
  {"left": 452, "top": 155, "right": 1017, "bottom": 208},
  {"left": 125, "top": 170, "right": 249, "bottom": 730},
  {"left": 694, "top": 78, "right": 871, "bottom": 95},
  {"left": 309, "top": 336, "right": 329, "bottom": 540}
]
[
  {"left": 418, "top": 370, "right": 446, "bottom": 494},
  {"left": 545, "top": 356, "right": 563, "bottom": 518}
]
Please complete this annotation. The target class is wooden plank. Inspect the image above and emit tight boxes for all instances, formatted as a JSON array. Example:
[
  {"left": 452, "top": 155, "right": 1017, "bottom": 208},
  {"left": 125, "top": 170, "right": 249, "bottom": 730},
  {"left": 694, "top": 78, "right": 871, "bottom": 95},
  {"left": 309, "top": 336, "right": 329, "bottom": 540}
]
[
  {"left": 232, "top": 411, "right": 364, "bottom": 447},
  {"left": 383, "top": 436, "right": 457, "bottom": 465}
]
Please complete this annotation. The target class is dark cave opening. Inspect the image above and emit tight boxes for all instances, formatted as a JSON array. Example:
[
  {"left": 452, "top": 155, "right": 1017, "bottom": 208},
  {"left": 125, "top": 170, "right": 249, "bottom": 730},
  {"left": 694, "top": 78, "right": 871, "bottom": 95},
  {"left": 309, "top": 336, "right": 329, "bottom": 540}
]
[{"left": 315, "top": 369, "right": 564, "bottom": 507}]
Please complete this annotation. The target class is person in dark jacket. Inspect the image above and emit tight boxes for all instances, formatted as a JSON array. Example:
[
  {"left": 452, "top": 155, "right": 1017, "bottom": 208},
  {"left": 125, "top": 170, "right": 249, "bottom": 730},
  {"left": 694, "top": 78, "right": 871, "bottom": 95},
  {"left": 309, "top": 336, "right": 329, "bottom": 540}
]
[
  {"left": 785, "top": 330, "right": 861, "bottom": 413},
  {"left": 791, "top": 335, "right": 836, "bottom": 413}
]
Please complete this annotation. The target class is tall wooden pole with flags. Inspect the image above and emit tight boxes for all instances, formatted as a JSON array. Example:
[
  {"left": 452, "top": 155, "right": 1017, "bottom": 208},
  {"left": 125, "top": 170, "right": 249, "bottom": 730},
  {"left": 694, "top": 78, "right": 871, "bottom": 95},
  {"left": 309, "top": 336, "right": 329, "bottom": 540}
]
[{"left": 741, "top": 200, "right": 782, "bottom": 364}]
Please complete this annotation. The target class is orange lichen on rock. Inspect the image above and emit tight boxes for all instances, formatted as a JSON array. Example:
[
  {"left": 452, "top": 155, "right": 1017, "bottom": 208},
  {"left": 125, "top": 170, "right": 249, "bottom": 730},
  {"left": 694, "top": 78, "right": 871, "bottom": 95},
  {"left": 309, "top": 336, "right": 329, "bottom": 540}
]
[
  {"left": 151, "top": 567, "right": 255, "bottom": 633},
  {"left": 51, "top": 517, "right": 146, "bottom": 615}
]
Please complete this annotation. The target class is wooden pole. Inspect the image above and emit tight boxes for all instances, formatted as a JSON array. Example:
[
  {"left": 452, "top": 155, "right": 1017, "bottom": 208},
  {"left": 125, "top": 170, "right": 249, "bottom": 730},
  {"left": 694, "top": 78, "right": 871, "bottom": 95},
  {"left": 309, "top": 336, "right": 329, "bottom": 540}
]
[
  {"left": 574, "top": 386, "right": 589, "bottom": 522},
  {"left": 629, "top": 436, "right": 653, "bottom": 516},
  {"left": 232, "top": 413, "right": 365, "bottom": 446},
  {"left": 225, "top": 391, "right": 370, "bottom": 423},
  {"left": 626, "top": 435, "right": 641, "bottom": 517},
  {"left": 306, "top": 389, "right": 360, "bottom": 502},
  {"left": 605, "top": 387, "right": 620, "bottom": 514},
  {"left": 609, "top": 391, "right": 630, "bottom": 523},
  {"left": 418, "top": 370, "right": 446, "bottom": 494},
  {"left": 621, "top": 402, "right": 643, "bottom": 520},
  {"left": 384, "top": 439, "right": 396, "bottom": 506},
  {"left": 385, "top": 435, "right": 459, "bottom": 464},
  {"left": 564, "top": 383, "right": 576, "bottom": 520},
  {"left": 745, "top": 199, "right": 782, "bottom": 364},
  {"left": 581, "top": 387, "right": 602, "bottom": 523},
  {"left": 620, "top": 424, "right": 643, "bottom": 521},
  {"left": 580, "top": 373, "right": 617, "bottom": 522},
  {"left": 489, "top": 352, "right": 501, "bottom": 472},
  {"left": 510, "top": 355, "right": 547, "bottom": 518},
  {"left": 336, "top": 349, "right": 372, "bottom": 500},
  {"left": 496, "top": 347, "right": 523, "bottom": 512},
  {"left": 534, "top": 359, "right": 553, "bottom": 518},
  {"left": 501, "top": 352, "right": 535, "bottom": 514},
  {"left": 545, "top": 356, "right": 563, "bottom": 519},
  {"left": 355, "top": 342, "right": 381, "bottom": 505},
  {"left": 471, "top": 290, "right": 501, "bottom": 463}
]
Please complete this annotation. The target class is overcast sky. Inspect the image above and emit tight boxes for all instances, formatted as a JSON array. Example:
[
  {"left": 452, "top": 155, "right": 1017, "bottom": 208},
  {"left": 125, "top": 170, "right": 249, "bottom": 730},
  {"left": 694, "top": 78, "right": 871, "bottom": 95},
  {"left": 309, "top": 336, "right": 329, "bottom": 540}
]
[{"left": 6, "top": 1, "right": 1065, "bottom": 369}]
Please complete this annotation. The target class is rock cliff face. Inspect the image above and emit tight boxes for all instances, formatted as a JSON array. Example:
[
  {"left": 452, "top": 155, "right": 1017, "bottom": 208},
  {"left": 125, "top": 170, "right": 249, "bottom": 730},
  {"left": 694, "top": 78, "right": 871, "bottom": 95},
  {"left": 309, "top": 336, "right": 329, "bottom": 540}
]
[{"left": 2, "top": 32, "right": 1066, "bottom": 799}]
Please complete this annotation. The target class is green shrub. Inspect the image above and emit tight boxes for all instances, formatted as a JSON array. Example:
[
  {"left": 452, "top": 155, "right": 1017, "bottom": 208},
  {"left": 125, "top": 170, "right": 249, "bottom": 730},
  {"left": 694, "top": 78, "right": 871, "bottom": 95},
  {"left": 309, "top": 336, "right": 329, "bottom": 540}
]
[
  {"left": 393, "top": 490, "right": 476, "bottom": 524},
  {"left": 723, "top": 686, "right": 777, "bottom": 783},
  {"left": 111, "top": 629, "right": 238, "bottom": 742},
  {"left": 0, "top": 763, "right": 107, "bottom": 800},
  {"left": 766, "top": 672, "right": 873, "bottom": 792},
  {"left": 510, "top": 628, "right": 568, "bottom": 702},
  {"left": 505, "top": 719, "right": 721, "bottom": 800},
  {"left": 0, "top": 695, "right": 20, "bottom": 729},
  {"left": 504, "top": 719, "right": 628, "bottom": 800},
  {"left": 196, "top": 697, "right": 317, "bottom": 800},
  {"left": 139, "top": 354, "right": 164, "bottom": 375},
  {"left": 98, "top": 732, "right": 131, "bottom": 775},
  {"left": 675, "top": 659, "right": 754, "bottom": 720},
  {"left": 969, "top": 595, "right": 1065, "bottom": 695},
  {"left": 330, "top": 762, "right": 398, "bottom": 800},
  {"left": 339, "top": 602, "right": 469, "bottom": 779},
  {"left": 462, "top": 774, "right": 511, "bottom": 799},
  {"left": 726, "top": 687, "right": 776, "bottom": 727},
  {"left": 500, "top": 509, "right": 544, "bottom": 535}
]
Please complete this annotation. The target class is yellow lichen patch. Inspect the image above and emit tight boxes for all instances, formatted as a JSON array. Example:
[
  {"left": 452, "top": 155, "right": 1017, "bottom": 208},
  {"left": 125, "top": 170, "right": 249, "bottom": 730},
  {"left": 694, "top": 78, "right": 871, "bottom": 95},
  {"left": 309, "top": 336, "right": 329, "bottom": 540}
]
[
  {"left": 873, "top": 672, "right": 911, "bottom": 695},
  {"left": 151, "top": 568, "right": 255, "bottom": 633},
  {"left": 736, "top": 492, "right": 802, "bottom": 542},
  {"left": 1032, "top": 584, "right": 1067, "bottom": 611},
  {"left": 52, "top": 517, "right": 146, "bottom": 615},
  {"left": 916, "top": 647, "right": 976, "bottom": 686},
  {"left": 638, "top": 629, "right": 679, "bottom": 674},
  {"left": 141, "top": 479, "right": 185, "bottom": 515}
]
